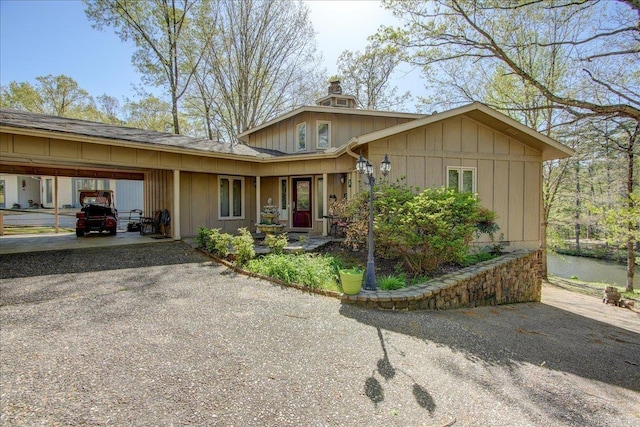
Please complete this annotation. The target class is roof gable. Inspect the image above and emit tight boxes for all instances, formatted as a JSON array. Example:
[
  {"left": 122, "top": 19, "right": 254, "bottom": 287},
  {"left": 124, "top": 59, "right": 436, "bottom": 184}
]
[
  {"left": 237, "top": 105, "right": 423, "bottom": 141},
  {"left": 350, "top": 102, "right": 574, "bottom": 161}
]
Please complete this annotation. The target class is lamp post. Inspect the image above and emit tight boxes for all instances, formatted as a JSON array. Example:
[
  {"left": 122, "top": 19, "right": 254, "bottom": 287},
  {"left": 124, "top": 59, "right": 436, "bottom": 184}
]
[{"left": 356, "top": 153, "right": 391, "bottom": 291}]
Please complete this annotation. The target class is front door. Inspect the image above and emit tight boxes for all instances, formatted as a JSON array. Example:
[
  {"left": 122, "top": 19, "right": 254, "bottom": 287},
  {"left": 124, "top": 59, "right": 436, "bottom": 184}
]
[{"left": 292, "top": 177, "right": 312, "bottom": 228}]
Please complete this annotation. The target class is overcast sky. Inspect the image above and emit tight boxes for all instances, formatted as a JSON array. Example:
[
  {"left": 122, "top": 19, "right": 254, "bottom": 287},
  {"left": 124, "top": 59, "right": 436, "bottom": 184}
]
[{"left": 0, "top": 0, "right": 422, "bottom": 108}]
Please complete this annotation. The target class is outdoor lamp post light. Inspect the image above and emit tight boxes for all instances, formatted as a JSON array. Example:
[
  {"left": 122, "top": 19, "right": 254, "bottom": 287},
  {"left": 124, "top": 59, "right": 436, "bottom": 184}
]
[{"left": 356, "top": 153, "right": 391, "bottom": 291}]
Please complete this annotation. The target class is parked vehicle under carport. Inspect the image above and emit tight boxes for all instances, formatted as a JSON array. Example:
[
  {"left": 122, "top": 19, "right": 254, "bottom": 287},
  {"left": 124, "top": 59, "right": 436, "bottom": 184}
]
[{"left": 75, "top": 190, "right": 118, "bottom": 237}]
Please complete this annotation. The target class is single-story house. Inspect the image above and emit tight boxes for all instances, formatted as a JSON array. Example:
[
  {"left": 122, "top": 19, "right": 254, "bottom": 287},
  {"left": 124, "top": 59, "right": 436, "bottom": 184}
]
[{"left": 0, "top": 81, "right": 573, "bottom": 249}]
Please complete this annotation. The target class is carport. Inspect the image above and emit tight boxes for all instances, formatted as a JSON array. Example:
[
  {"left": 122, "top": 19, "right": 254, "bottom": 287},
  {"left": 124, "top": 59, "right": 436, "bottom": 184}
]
[
  {"left": 0, "top": 164, "right": 144, "bottom": 235},
  {"left": 0, "top": 109, "right": 268, "bottom": 241}
]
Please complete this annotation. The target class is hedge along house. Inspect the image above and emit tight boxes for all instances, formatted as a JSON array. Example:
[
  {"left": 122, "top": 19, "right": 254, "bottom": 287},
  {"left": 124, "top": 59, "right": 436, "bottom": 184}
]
[{"left": 0, "top": 81, "right": 573, "bottom": 248}]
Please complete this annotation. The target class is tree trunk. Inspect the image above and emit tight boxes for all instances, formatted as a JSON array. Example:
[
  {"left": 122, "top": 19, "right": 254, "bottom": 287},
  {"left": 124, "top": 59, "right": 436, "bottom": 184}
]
[
  {"left": 625, "top": 144, "right": 635, "bottom": 292},
  {"left": 627, "top": 238, "right": 635, "bottom": 292},
  {"left": 574, "top": 161, "right": 581, "bottom": 252},
  {"left": 172, "top": 97, "right": 180, "bottom": 135},
  {"left": 541, "top": 219, "right": 548, "bottom": 280}
]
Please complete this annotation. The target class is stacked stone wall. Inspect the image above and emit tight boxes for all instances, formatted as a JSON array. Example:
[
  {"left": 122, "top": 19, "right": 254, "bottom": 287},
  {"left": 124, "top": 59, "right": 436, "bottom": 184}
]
[{"left": 341, "top": 250, "right": 542, "bottom": 311}]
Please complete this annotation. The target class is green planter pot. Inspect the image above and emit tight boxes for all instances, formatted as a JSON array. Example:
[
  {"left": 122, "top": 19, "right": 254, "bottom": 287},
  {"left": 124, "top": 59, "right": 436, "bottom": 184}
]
[{"left": 339, "top": 269, "right": 364, "bottom": 295}]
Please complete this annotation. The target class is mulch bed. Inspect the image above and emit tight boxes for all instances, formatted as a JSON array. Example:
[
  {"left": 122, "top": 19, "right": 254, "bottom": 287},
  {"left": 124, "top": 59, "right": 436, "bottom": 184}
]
[{"left": 312, "top": 241, "right": 459, "bottom": 281}]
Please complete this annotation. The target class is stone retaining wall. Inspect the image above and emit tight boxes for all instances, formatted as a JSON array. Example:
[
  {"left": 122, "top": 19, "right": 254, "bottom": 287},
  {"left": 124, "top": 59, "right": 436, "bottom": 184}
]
[{"left": 341, "top": 250, "right": 543, "bottom": 311}]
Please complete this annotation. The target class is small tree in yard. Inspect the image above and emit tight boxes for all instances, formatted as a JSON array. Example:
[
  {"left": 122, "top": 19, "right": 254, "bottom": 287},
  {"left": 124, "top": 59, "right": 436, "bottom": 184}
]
[{"left": 343, "top": 182, "right": 498, "bottom": 278}]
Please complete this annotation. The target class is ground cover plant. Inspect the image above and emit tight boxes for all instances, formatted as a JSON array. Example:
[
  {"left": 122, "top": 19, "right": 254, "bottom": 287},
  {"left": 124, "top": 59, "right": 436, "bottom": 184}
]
[
  {"left": 377, "top": 274, "right": 407, "bottom": 291},
  {"left": 246, "top": 253, "right": 340, "bottom": 292}
]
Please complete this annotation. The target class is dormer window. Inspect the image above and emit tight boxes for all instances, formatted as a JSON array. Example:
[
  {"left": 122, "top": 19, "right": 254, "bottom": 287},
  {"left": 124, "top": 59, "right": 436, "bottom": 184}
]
[
  {"left": 317, "top": 121, "right": 330, "bottom": 149},
  {"left": 296, "top": 122, "right": 306, "bottom": 151}
]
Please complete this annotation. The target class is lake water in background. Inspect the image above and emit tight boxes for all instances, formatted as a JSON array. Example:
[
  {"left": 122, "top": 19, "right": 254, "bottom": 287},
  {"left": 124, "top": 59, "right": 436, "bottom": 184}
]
[{"left": 547, "top": 253, "right": 639, "bottom": 287}]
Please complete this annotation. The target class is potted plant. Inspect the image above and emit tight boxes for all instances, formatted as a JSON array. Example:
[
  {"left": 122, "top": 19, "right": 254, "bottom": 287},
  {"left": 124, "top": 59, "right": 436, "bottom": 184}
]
[{"left": 339, "top": 267, "right": 364, "bottom": 295}]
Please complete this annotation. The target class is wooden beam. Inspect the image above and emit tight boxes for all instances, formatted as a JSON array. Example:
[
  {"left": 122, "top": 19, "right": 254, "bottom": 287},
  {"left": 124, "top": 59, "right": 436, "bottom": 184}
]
[{"left": 0, "top": 164, "right": 145, "bottom": 180}]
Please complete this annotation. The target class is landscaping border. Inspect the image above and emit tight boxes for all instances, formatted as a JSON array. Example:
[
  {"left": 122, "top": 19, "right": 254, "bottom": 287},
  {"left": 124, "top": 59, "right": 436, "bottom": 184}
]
[
  {"left": 341, "top": 250, "right": 543, "bottom": 310},
  {"left": 197, "top": 246, "right": 543, "bottom": 311},
  {"left": 196, "top": 248, "right": 342, "bottom": 298}
]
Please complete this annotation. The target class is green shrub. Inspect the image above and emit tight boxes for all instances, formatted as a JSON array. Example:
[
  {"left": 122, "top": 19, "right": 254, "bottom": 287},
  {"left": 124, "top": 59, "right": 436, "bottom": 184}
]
[
  {"left": 474, "top": 206, "right": 499, "bottom": 240},
  {"left": 409, "top": 274, "right": 430, "bottom": 285},
  {"left": 232, "top": 227, "right": 255, "bottom": 266},
  {"left": 341, "top": 183, "right": 500, "bottom": 277},
  {"left": 195, "top": 227, "right": 210, "bottom": 248},
  {"left": 246, "top": 253, "right": 338, "bottom": 290},
  {"left": 208, "top": 228, "right": 233, "bottom": 258},
  {"left": 343, "top": 178, "right": 418, "bottom": 254},
  {"left": 195, "top": 227, "right": 233, "bottom": 258},
  {"left": 378, "top": 274, "right": 407, "bottom": 291},
  {"left": 460, "top": 251, "right": 498, "bottom": 267},
  {"left": 265, "top": 233, "right": 288, "bottom": 254},
  {"left": 391, "top": 188, "right": 477, "bottom": 271}
]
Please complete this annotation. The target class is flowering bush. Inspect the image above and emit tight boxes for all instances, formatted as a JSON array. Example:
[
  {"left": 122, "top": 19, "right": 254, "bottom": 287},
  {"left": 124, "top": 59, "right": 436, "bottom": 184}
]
[{"left": 342, "top": 181, "right": 499, "bottom": 277}]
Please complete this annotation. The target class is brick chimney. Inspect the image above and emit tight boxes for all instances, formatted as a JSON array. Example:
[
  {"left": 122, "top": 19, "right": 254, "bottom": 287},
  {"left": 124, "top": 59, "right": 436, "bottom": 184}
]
[
  {"left": 316, "top": 79, "right": 357, "bottom": 108},
  {"left": 328, "top": 79, "right": 343, "bottom": 95}
]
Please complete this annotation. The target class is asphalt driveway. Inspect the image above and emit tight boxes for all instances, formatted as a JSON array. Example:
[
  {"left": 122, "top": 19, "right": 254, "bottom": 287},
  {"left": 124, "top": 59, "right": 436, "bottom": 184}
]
[{"left": 1, "top": 242, "right": 639, "bottom": 426}]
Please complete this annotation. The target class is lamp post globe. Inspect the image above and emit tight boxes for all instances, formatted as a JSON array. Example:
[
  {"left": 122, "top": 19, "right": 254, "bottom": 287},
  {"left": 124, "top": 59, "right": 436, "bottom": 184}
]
[{"left": 356, "top": 154, "right": 366, "bottom": 173}]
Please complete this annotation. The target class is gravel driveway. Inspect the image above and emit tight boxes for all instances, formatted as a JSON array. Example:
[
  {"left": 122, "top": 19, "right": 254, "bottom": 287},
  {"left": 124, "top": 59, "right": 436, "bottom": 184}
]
[{"left": 1, "top": 242, "right": 639, "bottom": 426}]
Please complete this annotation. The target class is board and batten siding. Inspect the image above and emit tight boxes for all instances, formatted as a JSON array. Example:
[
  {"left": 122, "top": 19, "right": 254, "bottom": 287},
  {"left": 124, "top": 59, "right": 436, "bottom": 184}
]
[
  {"left": 368, "top": 115, "right": 542, "bottom": 250},
  {"left": 145, "top": 170, "right": 174, "bottom": 220},
  {"left": 179, "top": 172, "right": 257, "bottom": 236},
  {"left": 247, "top": 113, "right": 415, "bottom": 154}
]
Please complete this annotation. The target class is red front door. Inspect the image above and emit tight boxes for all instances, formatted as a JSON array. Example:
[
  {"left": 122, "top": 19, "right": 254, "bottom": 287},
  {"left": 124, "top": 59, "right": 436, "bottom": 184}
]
[{"left": 292, "top": 177, "right": 312, "bottom": 228}]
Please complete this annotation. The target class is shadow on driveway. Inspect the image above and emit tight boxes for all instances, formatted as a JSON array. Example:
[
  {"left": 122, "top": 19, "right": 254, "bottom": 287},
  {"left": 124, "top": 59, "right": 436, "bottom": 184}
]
[{"left": 340, "top": 296, "right": 640, "bottom": 394}]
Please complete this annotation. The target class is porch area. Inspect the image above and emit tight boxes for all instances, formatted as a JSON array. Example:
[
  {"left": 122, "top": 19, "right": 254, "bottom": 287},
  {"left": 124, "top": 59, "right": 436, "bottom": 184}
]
[{"left": 244, "top": 232, "right": 338, "bottom": 255}]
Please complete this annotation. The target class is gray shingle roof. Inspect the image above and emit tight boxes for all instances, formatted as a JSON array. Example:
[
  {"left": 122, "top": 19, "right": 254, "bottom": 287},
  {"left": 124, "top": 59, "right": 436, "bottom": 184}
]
[{"left": 0, "top": 108, "right": 284, "bottom": 158}]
